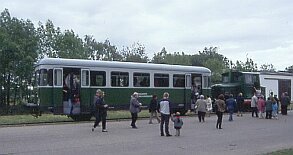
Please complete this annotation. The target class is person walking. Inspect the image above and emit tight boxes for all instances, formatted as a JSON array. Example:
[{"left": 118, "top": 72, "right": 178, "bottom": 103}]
[
  {"left": 195, "top": 95, "right": 207, "bottom": 122},
  {"left": 236, "top": 93, "right": 244, "bottom": 117},
  {"left": 92, "top": 89, "right": 108, "bottom": 132},
  {"left": 215, "top": 94, "right": 226, "bottom": 129},
  {"left": 251, "top": 93, "right": 259, "bottom": 118},
  {"left": 265, "top": 97, "right": 273, "bottom": 119},
  {"left": 158, "top": 92, "right": 172, "bottom": 137},
  {"left": 129, "top": 92, "right": 142, "bottom": 129},
  {"left": 149, "top": 95, "right": 160, "bottom": 124},
  {"left": 171, "top": 112, "right": 183, "bottom": 136},
  {"left": 226, "top": 94, "right": 236, "bottom": 121},
  {"left": 206, "top": 95, "right": 212, "bottom": 117},
  {"left": 281, "top": 92, "right": 290, "bottom": 115},
  {"left": 257, "top": 96, "right": 265, "bottom": 119}
]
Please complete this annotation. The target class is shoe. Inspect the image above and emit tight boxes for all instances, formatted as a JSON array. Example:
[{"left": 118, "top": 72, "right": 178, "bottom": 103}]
[
  {"left": 132, "top": 126, "right": 138, "bottom": 129},
  {"left": 102, "top": 129, "right": 108, "bottom": 132},
  {"left": 161, "top": 133, "right": 165, "bottom": 136},
  {"left": 219, "top": 128, "right": 223, "bottom": 129},
  {"left": 149, "top": 122, "right": 153, "bottom": 124},
  {"left": 166, "top": 134, "right": 172, "bottom": 137},
  {"left": 92, "top": 128, "right": 95, "bottom": 132}
]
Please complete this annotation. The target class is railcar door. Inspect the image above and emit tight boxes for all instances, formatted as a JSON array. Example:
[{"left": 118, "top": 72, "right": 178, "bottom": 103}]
[
  {"left": 62, "top": 68, "right": 81, "bottom": 115},
  {"left": 80, "top": 69, "right": 91, "bottom": 114},
  {"left": 52, "top": 68, "right": 63, "bottom": 114},
  {"left": 185, "top": 74, "right": 192, "bottom": 111}
]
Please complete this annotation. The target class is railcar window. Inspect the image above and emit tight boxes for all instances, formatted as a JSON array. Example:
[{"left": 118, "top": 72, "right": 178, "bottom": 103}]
[
  {"left": 111, "top": 72, "right": 129, "bottom": 87},
  {"left": 81, "top": 70, "right": 89, "bottom": 86},
  {"left": 39, "top": 69, "right": 53, "bottom": 86},
  {"left": 203, "top": 76, "right": 211, "bottom": 88},
  {"left": 173, "top": 74, "right": 185, "bottom": 87},
  {"left": 90, "top": 71, "right": 106, "bottom": 86},
  {"left": 154, "top": 73, "right": 169, "bottom": 87},
  {"left": 54, "top": 69, "right": 62, "bottom": 86},
  {"left": 133, "top": 73, "right": 150, "bottom": 87}
]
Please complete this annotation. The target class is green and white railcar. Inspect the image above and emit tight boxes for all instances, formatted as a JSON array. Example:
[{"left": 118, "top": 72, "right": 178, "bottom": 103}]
[{"left": 35, "top": 58, "right": 211, "bottom": 120}]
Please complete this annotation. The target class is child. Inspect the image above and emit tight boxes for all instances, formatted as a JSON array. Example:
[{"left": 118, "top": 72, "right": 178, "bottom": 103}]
[
  {"left": 171, "top": 112, "right": 183, "bottom": 136},
  {"left": 272, "top": 100, "right": 278, "bottom": 119}
]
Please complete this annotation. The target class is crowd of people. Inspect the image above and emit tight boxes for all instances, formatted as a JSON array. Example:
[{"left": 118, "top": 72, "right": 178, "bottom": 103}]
[{"left": 90, "top": 89, "right": 291, "bottom": 136}]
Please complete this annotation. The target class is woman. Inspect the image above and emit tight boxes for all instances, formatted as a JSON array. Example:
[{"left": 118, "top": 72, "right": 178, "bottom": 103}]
[
  {"left": 215, "top": 94, "right": 226, "bottom": 129},
  {"left": 195, "top": 95, "right": 207, "bottom": 122},
  {"left": 129, "top": 92, "right": 142, "bottom": 128},
  {"left": 92, "top": 89, "right": 108, "bottom": 132}
]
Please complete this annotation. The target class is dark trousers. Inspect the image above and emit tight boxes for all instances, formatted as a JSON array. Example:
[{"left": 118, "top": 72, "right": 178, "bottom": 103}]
[
  {"left": 198, "top": 111, "right": 206, "bottom": 122},
  {"left": 252, "top": 107, "right": 258, "bottom": 117},
  {"left": 93, "top": 111, "right": 107, "bottom": 130},
  {"left": 160, "top": 114, "right": 170, "bottom": 135},
  {"left": 228, "top": 109, "right": 234, "bottom": 121},
  {"left": 216, "top": 111, "right": 223, "bottom": 128},
  {"left": 281, "top": 105, "right": 288, "bottom": 115},
  {"left": 131, "top": 113, "right": 138, "bottom": 127},
  {"left": 266, "top": 110, "right": 272, "bottom": 119}
]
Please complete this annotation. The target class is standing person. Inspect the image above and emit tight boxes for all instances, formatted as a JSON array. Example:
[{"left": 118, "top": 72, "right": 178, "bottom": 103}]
[
  {"left": 281, "top": 92, "right": 290, "bottom": 115},
  {"left": 215, "top": 94, "right": 226, "bottom": 129},
  {"left": 129, "top": 92, "right": 142, "bottom": 129},
  {"left": 265, "top": 97, "right": 273, "bottom": 119},
  {"left": 236, "top": 93, "right": 244, "bottom": 117},
  {"left": 206, "top": 95, "right": 212, "bottom": 117},
  {"left": 272, "top": 99, "right": 278, "bottom": 119},
  {"left": 158, "top": 92, "right": 172, "bottom": 137},
  {"left": 171, "top": 112, "right": 183, "bottom": 136},
  {"left": 257, "top": 96, "right": 265, "bottom": 119},
  {"left": 226, "top": 94, "right": 236, "bottom": 121},
  {"left": 92, "top": 89, "right": 108, "bottom": 132},
  {"left": 273, "top": 95, "right": 280, "bottom": 113},
  {"left": 251, "top": 93, "right": 259, "bottom": 118},
  {"left": 195, "top": 95, "right": 207, "bottom": 122},
  {"left": 149, "top": 95, "right": 160, "bottom": 124}
]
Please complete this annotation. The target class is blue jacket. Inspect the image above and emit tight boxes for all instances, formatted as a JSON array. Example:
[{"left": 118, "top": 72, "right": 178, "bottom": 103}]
[{"left": 226, "top": 98, "right": 236, "bottom": 110}]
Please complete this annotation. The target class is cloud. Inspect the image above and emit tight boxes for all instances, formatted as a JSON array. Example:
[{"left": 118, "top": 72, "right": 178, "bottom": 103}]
[{"left": 1, "top": 0, "right": 293, "bottom": 70}]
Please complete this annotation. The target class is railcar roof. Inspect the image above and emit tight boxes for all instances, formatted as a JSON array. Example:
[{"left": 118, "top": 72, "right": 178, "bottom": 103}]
[{"left": 36, "top": 58, "right": 211, "bottom": 73}]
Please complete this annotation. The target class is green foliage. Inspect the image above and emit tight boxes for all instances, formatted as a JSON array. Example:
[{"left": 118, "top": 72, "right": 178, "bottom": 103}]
[
  {"left": 0, "top": 9, "right": 38, "bottom": 110},
  {"left": 260, "top": 64, "right": 276, "bottom": 72},
  {"left": 121, "top": 42, "right": 149, "bottom": 63},
  {"left": 285, "top": 65, "right": 293, "bottom": 73},
  {"left": 232, "top": 58, "right": 258, "bottom": 72}
]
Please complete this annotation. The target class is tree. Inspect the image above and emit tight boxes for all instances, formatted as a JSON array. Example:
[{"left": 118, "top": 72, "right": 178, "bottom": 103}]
[
  {"left": 152, "top": 47, "right": 168, "bottom": 64},
  {"left": 121, "top": 42, "right": 148, "bottom": 63},
  {"left": 259, "top": 64, "right": 276, "bottom": 72},
  {"left": 37, "top": 20, "right": 61, "bottom": 58},
  {"left": 285, "top": 65, "right": 293, "bottom": 73},
  {"left": 233, "top": 58, "right": 258, "bottom": 72},
  {"left": 0, "top": 9, "right": 38, "bottom": 111}
]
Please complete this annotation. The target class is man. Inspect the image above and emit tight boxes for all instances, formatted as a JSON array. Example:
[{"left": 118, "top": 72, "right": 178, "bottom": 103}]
[
  {"left": 158, "top": 92, "right": 172, "bottom": 137},
  {"left": 129, "top": 92, "right": 142, "bottom": 128},
  {"left": 281, "top": 92, "right": 290, "bottom": 115},
  {"left": 251, "top": 92, "right": 258, "bottom": 117},
  {"left": 226, "top": 94, "right": 236, "bottom": 121}
]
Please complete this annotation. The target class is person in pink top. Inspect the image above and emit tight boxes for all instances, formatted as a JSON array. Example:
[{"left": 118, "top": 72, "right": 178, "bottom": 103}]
[{"left": 257, "top": 96, "right": 265, "bottom": 119}]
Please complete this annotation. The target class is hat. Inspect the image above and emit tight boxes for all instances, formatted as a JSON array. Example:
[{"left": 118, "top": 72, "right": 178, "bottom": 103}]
[
  {"left": 96, "top": 89, "right": 103, "bottom": 94},
  {"left": 175, "top": 112, "right": 180, "bottom": 116}
]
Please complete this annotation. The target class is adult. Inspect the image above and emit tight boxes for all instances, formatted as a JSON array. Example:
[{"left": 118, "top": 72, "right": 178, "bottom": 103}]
[
  {"left": 236, "top": 93, "right": 244, "bottom": 117},
  {"left": 251, "top": 93, "right": 258, "bottom": 118},
  {"left": 92, "top": 89, "right": 108, "bottom": 132},
  {"left": 281, "top": 92, "right": 290, "bottom": 115},
  {"left": 265, "top": 97, "right": 273, "bottom": 119},
  {"left": 206, "top": 95, "right": 212, "bottom": 117},
  {"left": 129, "top": 92, "right": 142, "bottom": 128},
  {"left": 148, "top": 95, "right": 160, "bottom": 124},
  {"left": 158, "top": 92, "right": 172, "bottom": 137},
  {"left": 215, "top": 94, "right": 226, "bottom": 129},
  {"left": 195, "top": 95, "right": 207, "bottom": 122},
  {"left": 257, "top": 96, "right": 265, "bottom": 119},
  {"left": 226, "top": 94, "right": 236, "bottom": 121}
]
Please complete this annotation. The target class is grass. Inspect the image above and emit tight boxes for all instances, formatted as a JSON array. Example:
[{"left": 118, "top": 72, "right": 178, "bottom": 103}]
[
  {"left": 264, "top": 148, "right": 293, "bottom": 155},
  {"left": 0, "top": 110, "right": 151, "bottom": 125}
]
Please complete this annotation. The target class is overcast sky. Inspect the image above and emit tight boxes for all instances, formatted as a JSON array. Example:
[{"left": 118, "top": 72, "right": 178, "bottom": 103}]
[{"left": 2, "top": 0, "right": 293, "bottom": 70}]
